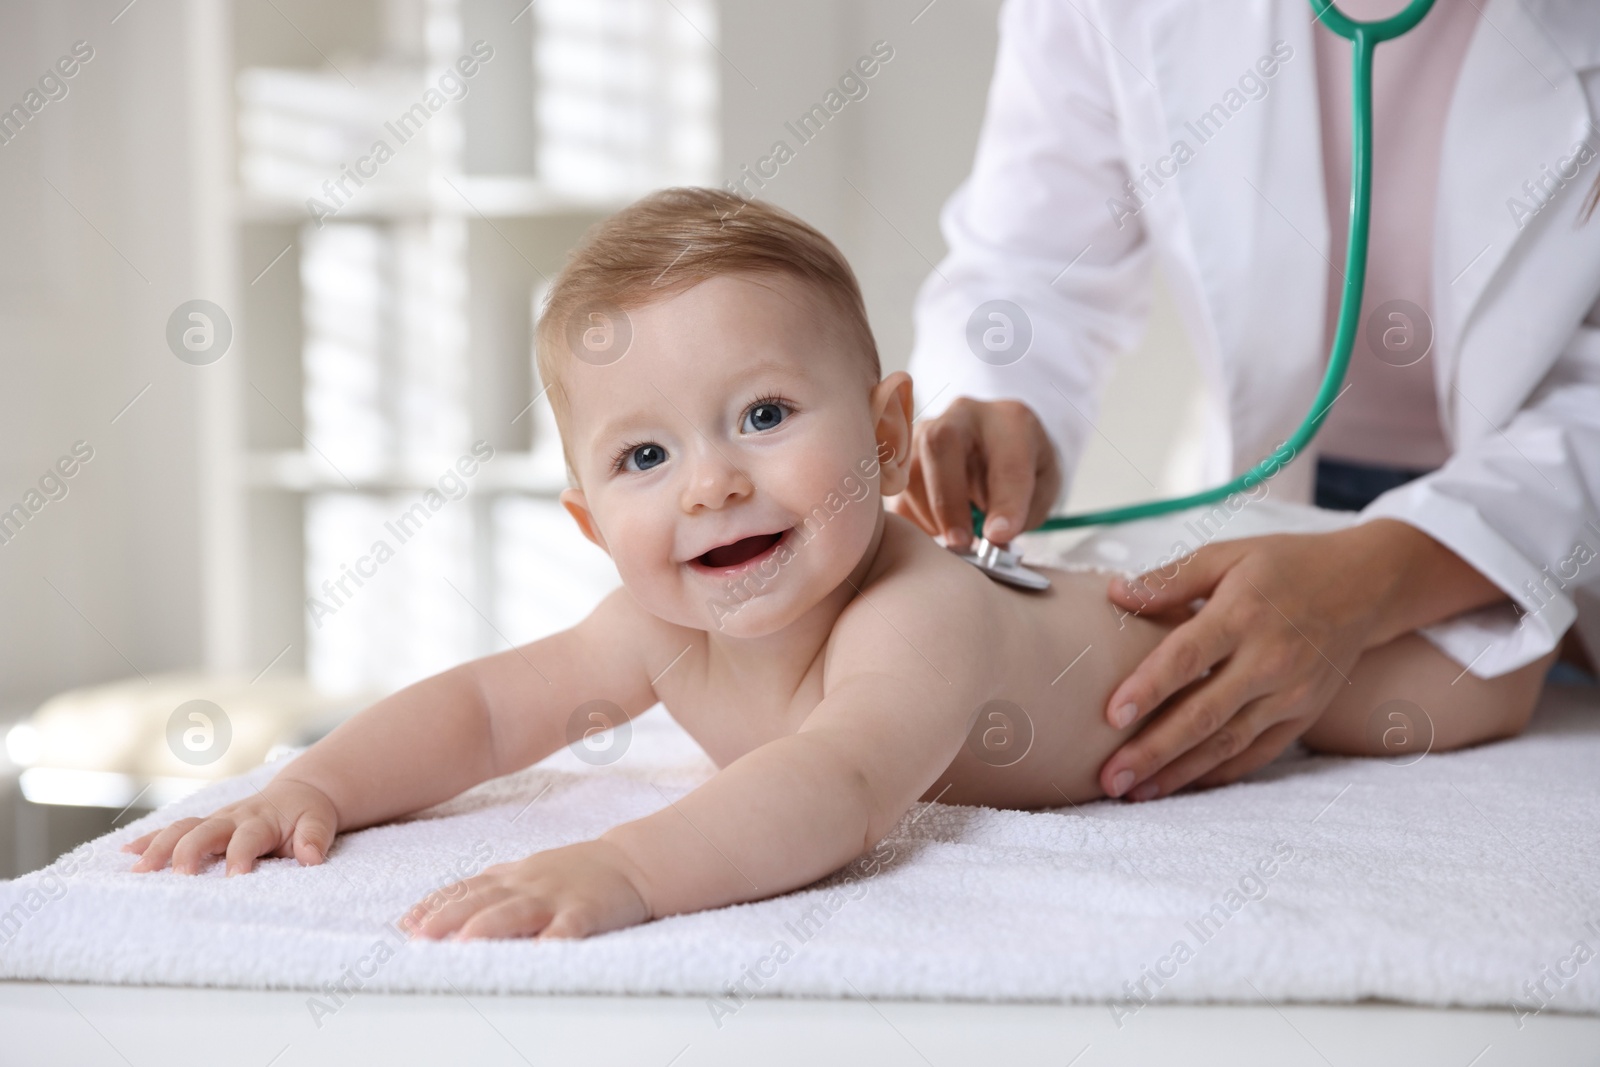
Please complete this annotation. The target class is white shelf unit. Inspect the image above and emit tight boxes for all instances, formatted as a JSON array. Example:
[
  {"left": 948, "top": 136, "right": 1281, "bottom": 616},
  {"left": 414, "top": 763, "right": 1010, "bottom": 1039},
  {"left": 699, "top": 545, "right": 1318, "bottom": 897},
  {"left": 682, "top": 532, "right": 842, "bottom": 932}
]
[{"left": 212, "top": 0, "right": 719, "bottom": 697}]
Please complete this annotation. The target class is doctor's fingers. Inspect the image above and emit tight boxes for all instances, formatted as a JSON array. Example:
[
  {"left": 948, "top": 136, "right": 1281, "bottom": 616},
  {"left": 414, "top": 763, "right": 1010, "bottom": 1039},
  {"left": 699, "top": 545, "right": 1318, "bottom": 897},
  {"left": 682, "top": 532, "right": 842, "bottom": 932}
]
[
  {"left": 913, "top": 410, "right": 984, "bottom": 550},
  {"left": 1191, "top": 716, "right": 1313, "bottom": 791},
  {"left": 976, "top": 400, "right": 1060, "bottom": 545},
  {"left": 1100, "top": 657, "right": 1270, "bottom": 799},
  {"left": 1139, "top": 703, "right": 1310, "bottom": 800},
  {"left": 884, "top": 421, "right": 944, "bottom": 535},
  {"left": 885, "top": 456, "right": 938, "bottom": 536},
  {"left": 1102, "top": 604, "right": 1243, "bottom": 735}
]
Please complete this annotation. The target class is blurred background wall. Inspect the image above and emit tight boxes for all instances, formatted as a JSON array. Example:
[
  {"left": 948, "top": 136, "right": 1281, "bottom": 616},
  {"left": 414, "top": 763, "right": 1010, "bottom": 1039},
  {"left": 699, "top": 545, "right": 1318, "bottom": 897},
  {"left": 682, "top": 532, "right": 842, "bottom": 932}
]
[{"left": 0, "top": 0, "right": 1202, "bottom": 873}]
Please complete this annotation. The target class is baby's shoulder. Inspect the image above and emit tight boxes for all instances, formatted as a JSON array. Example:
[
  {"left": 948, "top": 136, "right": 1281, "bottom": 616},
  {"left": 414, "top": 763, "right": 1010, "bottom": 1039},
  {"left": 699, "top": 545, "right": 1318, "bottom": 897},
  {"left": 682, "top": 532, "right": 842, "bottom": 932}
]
[
  {"left": 825, "top": 514, "right": 999, "bottom": 687},
  {"left": 579, "top": 584, "right": 707, "bottom": 689}
]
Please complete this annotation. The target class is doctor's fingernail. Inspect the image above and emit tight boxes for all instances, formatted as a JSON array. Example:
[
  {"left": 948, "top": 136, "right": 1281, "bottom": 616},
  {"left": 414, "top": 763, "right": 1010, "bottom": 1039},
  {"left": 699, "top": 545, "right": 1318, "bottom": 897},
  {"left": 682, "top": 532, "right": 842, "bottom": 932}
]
[
  {"left": 1112, "top": 702, "right": 1137, "bottom": 728},
  {"left": 1110, "top": 770, "right": 1135, "bottom": 796},
  {"left": 1130, "top": 782, "right": 1160, "bottom": 802},
  {"left": 988, "top": 517, "right": 1010, "bottom": 539}
]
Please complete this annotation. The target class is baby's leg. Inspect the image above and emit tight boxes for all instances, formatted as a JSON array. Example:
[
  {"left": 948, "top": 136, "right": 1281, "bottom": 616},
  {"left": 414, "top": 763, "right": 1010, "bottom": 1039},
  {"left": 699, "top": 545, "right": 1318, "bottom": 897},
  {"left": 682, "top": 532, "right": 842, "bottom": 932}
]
[{"left": 1301, "top": 631, "right": 1559, "bottom": 758}]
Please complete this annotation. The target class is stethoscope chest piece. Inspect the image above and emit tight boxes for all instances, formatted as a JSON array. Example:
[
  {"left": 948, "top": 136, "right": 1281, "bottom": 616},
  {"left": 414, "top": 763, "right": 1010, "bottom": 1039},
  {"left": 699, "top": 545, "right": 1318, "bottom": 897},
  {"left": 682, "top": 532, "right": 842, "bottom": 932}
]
[{"left": 952, "top": 536, "right": 1053, "bottom": 591}]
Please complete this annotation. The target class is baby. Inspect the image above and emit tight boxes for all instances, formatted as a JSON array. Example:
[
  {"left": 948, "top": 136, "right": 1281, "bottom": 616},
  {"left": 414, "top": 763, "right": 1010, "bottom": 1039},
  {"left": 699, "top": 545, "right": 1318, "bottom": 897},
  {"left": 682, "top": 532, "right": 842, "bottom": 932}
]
[{"left": 124, "top": 188, "right": 1555, "bottom": 940}]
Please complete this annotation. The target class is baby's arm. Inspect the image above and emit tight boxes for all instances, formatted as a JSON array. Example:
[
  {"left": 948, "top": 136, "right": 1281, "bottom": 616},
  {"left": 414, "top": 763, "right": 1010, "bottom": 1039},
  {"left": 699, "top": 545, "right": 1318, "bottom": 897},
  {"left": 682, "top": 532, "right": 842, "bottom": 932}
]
[
  {"left": 604, "top": 668, "right": 970, "bottom": 917},
  {"left": 126, "top": 587, "right": 658, "bottom": 875},
  {"left": 410, "top": 575, "right": 987, "bottom": 939}
]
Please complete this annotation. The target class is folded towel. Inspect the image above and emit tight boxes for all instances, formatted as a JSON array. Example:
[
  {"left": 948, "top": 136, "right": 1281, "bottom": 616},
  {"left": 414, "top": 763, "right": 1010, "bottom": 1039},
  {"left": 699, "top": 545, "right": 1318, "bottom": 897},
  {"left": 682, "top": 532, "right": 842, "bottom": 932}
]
[{"left": 3, "top": 680, "right": 1598, "bottom": 1020}]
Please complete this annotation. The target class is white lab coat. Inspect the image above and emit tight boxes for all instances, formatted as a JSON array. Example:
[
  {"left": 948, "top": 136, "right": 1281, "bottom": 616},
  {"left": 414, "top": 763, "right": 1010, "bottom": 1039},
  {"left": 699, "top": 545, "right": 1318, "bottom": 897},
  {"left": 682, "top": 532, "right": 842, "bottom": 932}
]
[{"left": 907, "top": 0, "right": 1600, "bottom": 678}]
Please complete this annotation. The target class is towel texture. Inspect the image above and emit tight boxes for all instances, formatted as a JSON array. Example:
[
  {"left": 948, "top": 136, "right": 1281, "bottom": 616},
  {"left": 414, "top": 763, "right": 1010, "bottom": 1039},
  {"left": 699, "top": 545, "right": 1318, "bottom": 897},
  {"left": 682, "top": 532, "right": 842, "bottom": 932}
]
[{"left": 3, "top": 689, "right": 1598, "bottom": 1014}]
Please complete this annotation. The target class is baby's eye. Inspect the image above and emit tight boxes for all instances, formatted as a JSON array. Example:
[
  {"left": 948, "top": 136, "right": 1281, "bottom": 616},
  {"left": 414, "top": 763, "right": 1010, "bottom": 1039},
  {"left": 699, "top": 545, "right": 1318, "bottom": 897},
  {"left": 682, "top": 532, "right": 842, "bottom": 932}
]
[
  {"left": 617, "top": 443, "right": 667, "bottom": 473},
  {"left": 742, "top": 399, "right": 790, "bottom": 434}
]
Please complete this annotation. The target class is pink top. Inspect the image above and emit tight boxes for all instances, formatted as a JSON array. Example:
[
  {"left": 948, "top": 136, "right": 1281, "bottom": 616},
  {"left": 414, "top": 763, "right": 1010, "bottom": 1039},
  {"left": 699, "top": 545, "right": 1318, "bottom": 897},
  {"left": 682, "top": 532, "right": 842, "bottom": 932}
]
[{"left": 1312, "top": 0, "right": 1480, "bottom": 470}]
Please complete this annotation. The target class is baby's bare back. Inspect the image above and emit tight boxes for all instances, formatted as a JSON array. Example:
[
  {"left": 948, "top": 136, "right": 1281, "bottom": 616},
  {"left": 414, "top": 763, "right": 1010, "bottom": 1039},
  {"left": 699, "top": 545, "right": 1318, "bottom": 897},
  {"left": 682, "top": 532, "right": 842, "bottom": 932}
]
[{"left": 913, "top": 549, "right": 1177, "bottom": 809}]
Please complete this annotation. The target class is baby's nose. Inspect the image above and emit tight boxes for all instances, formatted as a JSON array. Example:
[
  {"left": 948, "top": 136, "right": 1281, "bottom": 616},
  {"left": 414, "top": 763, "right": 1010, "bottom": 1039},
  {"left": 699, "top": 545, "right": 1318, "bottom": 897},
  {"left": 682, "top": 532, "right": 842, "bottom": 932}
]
[{"left": 680, "top": 449, "right": 755, "bottom": 511}]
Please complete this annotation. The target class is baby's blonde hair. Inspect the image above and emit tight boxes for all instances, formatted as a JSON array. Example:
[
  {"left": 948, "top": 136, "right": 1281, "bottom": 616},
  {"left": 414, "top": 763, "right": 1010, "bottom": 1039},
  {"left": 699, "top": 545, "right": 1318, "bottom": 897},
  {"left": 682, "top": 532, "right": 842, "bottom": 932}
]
[{"left": 534, "top": 187, "right": 881, "bottom": 482}]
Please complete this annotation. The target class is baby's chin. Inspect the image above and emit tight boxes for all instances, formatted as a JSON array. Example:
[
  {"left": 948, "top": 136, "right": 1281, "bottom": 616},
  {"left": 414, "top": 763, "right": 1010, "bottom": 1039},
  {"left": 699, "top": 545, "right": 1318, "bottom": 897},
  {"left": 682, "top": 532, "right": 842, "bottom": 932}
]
[
  {"left": 610, "top": 570, "right": 791, "bottom": 636},
  {"left": 655, "top": 578, "right": 819, "bottom": 638},
  {"left": 697, "top": 596, "right": 798, "bottom": 638}
]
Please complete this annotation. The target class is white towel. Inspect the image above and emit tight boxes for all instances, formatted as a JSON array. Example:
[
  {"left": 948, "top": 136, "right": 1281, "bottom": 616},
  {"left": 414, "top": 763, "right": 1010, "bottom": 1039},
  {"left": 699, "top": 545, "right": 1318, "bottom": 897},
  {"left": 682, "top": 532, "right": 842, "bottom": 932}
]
[{"left": 3, "top": 682, "right": 1598, "bottom": 1020}]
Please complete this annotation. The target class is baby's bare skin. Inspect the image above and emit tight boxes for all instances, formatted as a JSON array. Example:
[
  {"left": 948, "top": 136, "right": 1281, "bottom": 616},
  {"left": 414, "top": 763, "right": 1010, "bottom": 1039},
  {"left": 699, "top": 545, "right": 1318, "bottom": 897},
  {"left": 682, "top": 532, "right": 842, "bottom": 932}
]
[
  {"left": 126, "top": 270, "right": 1181, "bottom": 942},
  {"left": 122, "top": 266, "right": 1547, "bottom": 944},
  {"left": 650, "top": 511, "right": 1175, "bottom": 810}
]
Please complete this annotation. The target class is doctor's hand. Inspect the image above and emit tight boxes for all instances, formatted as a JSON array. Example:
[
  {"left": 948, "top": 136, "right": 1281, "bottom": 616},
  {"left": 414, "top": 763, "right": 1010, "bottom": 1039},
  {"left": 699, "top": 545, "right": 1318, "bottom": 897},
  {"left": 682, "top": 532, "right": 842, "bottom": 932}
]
[
  {"left": 1095, "top": 518, "right": 1503, "bottom": 800},
  {"left": 886, "top": 398, "right": 1062, "bottom": 550}
]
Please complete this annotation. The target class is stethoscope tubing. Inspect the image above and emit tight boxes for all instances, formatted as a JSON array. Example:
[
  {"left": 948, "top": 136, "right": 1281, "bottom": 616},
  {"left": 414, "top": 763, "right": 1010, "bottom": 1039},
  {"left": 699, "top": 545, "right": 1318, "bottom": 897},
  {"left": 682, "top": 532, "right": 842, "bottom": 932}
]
[{"left": 967, "top": 0, "right": 1438, "bottom": 539}]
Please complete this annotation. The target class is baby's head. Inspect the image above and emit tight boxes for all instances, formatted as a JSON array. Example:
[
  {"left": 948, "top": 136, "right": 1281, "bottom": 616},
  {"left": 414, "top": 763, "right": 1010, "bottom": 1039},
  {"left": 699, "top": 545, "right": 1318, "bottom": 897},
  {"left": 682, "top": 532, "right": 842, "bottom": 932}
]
[{"left": 539, "top": 187, "right": 915, "bottom": 637}]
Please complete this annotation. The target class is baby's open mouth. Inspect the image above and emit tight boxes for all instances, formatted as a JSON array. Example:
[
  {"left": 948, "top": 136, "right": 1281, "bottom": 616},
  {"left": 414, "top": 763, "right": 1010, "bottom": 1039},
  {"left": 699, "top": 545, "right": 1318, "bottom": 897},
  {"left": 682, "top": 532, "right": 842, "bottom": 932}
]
[{"left": 693, "top": 530, "right": 788, "bottom": 571}]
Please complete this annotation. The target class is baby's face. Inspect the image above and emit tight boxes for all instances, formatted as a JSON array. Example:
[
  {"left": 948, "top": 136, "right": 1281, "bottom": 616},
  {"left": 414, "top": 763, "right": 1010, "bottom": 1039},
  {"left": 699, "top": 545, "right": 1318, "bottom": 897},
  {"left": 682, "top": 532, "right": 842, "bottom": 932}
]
[{"left": 558, "top": 273, "right": 911, "bottom": 637}]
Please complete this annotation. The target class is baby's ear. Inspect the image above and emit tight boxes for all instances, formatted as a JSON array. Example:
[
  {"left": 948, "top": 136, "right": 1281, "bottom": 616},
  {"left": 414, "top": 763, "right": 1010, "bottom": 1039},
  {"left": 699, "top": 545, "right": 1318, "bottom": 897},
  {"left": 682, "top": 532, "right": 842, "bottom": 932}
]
[
  {"left": 871, "top": 371, "right": 915, "bottom": 496},
  {"left": 560, "top": 487, "right": 610, "bottom": 555}
]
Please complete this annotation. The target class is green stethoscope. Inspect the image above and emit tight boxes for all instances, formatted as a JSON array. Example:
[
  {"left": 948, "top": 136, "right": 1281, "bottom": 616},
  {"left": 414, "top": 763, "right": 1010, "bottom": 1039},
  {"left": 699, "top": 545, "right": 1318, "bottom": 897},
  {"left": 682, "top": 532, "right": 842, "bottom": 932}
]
[{"left": 959, "top": 0, "right": 1437, "bottom": 590}]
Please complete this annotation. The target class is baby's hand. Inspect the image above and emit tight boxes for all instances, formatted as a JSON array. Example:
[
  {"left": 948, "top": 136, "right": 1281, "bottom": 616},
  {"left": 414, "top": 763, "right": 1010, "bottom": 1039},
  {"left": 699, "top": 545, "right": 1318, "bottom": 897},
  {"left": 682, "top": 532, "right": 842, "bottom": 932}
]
[
  {"left": 122, "top": 778, "right": 339, "bottom": 876},
  {"left": 403, "top": 840, "right": 651, "bottom": 941}
]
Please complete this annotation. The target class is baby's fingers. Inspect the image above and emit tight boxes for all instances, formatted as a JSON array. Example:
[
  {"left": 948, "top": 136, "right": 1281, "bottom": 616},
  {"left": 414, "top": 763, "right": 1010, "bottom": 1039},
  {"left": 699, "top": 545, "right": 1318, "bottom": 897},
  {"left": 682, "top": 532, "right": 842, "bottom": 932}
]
[
  {"left": 224, "top": 818, "right": 283, "bottom": 876},
  {"left": 291, "top": 812, "right": 335, "bottom": 866},
  {"left": 128, "top": 818, "right": 205, "bottom": 872},
  {"left": 121, "top": 828, "right": 161, "bottom": 856},
  {"left": 168, "top": 817, "right": 239, "bottom": 875},
  {"left": 457, "top": 896, "right": 557, "bottom": 941},
  {"left": 405, "top": 881, "right": 513, "bottom": 940}
]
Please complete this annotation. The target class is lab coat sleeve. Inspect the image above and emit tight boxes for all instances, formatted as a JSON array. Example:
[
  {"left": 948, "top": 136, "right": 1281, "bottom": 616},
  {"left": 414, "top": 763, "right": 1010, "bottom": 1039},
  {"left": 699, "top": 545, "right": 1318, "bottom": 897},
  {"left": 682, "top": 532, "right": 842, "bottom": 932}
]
[
  {"left": 1360, "top": 294, "right": 1600, "bottom": 678},
  {"left": 905, "top": 0, "right": 1156, "bottom": 509}
]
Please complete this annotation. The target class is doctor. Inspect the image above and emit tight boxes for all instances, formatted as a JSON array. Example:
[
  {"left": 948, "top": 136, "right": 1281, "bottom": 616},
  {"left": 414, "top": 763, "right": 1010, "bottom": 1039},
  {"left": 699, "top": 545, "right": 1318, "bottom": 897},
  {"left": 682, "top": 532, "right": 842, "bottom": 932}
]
[{"left": 892, "top": 0, "right": 1600, "bottom": 801}]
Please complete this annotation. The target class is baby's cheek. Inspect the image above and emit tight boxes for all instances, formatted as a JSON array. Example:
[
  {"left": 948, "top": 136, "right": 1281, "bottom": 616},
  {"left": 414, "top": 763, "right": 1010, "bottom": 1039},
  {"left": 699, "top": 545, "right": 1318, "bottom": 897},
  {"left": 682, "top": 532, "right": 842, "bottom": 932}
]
[
  {"left": 612, "top": 554, "right": 670, "bottom": 603},
  {"left": 790, "top": 509, "right": 866, "bottom": 589},
  {"left": 603, "top": 518, "right": 668, "bottom": 575},
  {"left": 618, "top": 555, "right": 708, "bottom": 629}
]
